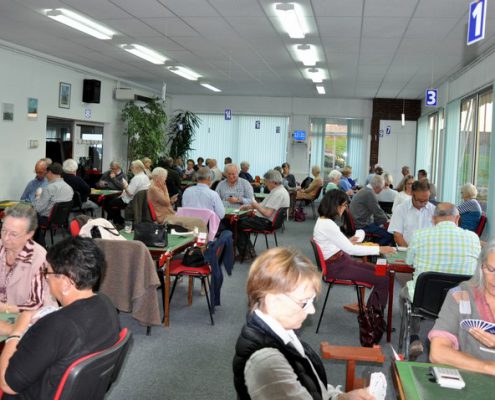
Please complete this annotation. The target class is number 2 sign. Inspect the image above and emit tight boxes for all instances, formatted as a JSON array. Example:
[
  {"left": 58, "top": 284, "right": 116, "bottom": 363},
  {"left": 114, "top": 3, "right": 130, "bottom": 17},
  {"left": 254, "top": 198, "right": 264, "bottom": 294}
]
[
  {"left": 468, "top": 0, "right": 487, "bottom": 45},
  {"left": 425, "top": 89, "right": 438, "bottom": 107}
]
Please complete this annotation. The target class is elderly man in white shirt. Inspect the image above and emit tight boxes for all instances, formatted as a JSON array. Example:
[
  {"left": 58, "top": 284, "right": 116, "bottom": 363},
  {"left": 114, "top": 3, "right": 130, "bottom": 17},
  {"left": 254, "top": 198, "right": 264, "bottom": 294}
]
[{"left": 387, "top": 179, "right": 436, "bottom": 247}]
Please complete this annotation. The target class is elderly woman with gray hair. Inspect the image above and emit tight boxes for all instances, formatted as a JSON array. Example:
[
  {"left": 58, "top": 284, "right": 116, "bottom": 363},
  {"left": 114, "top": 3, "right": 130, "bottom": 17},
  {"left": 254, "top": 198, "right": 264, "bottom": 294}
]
[
  {"left": 458, "top": 183, "right": 483, "bottom": 232},
  {"left": 0, "top": 204, "right": 55, "bottom": 332},
  {"left": 429, "top": 239, "right": 495, "bottom": 375},
  {"left": 106, "top": 160, "right": 150, "bottom": 226},
  {"left": 237, "top": 170, "right": 290, "bottom": 260},
  {"left": 325, "top": 169, "right": 342, "bottom": 193}
]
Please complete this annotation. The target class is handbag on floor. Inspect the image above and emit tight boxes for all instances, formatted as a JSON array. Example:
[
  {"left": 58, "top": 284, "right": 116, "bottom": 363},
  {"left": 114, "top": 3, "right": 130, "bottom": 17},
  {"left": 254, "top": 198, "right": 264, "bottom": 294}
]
[
  {"left": 294, "top": 207, "right": 306, "bottom": 222},
  {"left": 357, "top": 293, "right": 386, "bottom": 347},
  {"left": 133, "top": 222, "right": 168, "bottom": 248}
]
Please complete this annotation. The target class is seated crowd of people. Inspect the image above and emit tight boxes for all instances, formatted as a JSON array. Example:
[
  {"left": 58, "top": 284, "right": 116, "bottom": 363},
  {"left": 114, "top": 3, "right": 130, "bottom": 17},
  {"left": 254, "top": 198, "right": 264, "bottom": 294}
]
[{"left": 2, "top": 154, "right": 491, "bottom": 398}]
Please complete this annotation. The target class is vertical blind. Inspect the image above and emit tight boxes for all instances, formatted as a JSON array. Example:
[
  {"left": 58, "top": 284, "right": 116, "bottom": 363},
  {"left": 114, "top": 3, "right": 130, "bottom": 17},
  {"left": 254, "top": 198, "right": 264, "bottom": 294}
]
[
  {"left": 442, "top": 99, "right": 461, "bottom": 202},
  {"left": 347, "top": 119, "right": 365, "bottom": 184},
  {"left": 415, "top": 115, "right": 429, "bottom": 173},
  {"left": 188, "top": 114, "right": 288, "bottom": 177}
]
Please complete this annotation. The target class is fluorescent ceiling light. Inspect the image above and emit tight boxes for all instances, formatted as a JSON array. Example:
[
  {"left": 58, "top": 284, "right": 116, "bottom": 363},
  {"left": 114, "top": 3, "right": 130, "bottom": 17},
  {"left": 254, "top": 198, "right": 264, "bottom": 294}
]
[
  {"left": 296, "top": 44, "right": 317, "bottom": 66},
  {"left": 121, "top": 44, "right": 166, "bottom": 65},
  {"left": 306, "top": 68, "right": 326, "bottom": 83},
  {"left": 200, "top": 82, "right": 221, "bottom": 92},
  {"left": 168, "top": 66, "right": 201, "bottom": 81},
  {"left": 275, "top": 3, "right": 306, "bottom": 39},
  {"left": 316, "top": 85, "right": 325, "bottom": 95},
  {"left": 45, "top": 9, "right": 114, "bottom": 40}
]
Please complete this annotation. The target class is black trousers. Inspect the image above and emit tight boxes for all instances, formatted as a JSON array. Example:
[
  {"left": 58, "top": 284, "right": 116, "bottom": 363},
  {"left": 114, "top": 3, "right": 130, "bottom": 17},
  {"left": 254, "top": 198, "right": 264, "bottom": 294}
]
[
  {"left": 105, "top": 197, "right": 127, "bottom": 225},
  {"left": 236, "top": 216, "right": 272, "bottom": 252}
]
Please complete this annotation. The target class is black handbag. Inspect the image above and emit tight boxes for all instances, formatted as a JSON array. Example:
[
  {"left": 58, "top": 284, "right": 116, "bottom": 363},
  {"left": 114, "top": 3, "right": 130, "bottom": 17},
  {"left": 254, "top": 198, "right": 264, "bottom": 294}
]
[
  {"left": 357, "top": 293, "right": 386, "bottom": 347},
  {"left": 133, "top": 222, "right": 168, "bottom": 248},
  {"left": 181, "top": 246, "right": 205, "bottom": 267}
]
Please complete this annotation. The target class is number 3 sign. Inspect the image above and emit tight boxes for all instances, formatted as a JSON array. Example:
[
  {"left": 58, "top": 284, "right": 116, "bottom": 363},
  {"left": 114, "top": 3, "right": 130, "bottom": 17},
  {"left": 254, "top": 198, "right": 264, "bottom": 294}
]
[{"left": 425, "top": 89, "right": 438, "bottom": 107}]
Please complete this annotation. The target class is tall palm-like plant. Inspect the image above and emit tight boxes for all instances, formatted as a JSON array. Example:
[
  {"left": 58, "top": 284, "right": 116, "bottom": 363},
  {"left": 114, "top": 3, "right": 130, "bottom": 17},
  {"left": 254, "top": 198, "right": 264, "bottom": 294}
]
[
  {"left": 167, "top": 110, "right": 201, "bottom": 160},
  {"left": 122, "top": 98, "right": 167, "bottom": 166}
]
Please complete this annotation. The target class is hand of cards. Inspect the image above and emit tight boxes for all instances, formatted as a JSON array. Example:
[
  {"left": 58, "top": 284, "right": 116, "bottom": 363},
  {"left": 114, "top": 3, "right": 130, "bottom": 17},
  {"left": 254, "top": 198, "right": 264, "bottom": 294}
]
[{"left": 460, "top": 318, "right": 495, "bottom": 334}]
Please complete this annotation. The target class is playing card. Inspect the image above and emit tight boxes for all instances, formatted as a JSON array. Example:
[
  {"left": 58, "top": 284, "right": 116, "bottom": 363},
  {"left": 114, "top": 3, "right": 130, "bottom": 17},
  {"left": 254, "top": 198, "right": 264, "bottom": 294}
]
[{"left": 460, "top": 319, "right": 495, "bottom": 333}]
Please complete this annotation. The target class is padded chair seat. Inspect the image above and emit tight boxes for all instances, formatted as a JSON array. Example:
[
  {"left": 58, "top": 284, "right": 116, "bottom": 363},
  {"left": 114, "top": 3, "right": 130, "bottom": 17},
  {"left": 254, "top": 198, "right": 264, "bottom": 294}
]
[
  {"left": 327, "top": 278, "right": 373, "bottom": 288},
  {"left": 168, "top": 259, "right": 211, "bottom": 276}
]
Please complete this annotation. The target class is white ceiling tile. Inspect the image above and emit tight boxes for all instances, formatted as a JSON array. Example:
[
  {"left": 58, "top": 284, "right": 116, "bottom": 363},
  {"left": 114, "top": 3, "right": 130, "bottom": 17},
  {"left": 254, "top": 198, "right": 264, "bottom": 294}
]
[
  {"left": 156, "top": 0, "right": 219, "bottom": 17},
  {"left": 415, "top": 0, "right": 469, "bottom": 18},
  {"left": 109, "top": 0, "right": 174, "bottom": 18},
  {"left": 405, "top": 17, "right": 459, "bottom": 39},
  {"left": 317, "top": 17, "right": 362, "bottom": 38},
  {"left": 312, "top": 0, "right": 363, "bottom": 17},
  {"left": 208, "top": 0, "right": 265, "bottom": 17},
  {"left": 364, "top": 0, "right": 418, "bottom": 17},
  {"left": 62, "top": 0, "right": 130, "bottom": 19},
  {"left": 101, "top": 18, "right": 161, "bottom": 37},
  {"left": 143, "top": 18, "right": 199, "bottom": 37},
  {"left": 362, "top": 17, "right": 409, "bottom": 38}
]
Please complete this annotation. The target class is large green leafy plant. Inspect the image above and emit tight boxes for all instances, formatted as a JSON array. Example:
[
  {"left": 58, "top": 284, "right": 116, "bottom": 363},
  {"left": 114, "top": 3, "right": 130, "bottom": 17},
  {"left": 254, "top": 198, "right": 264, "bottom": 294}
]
[
  {"left": 167, "top": 110, "right": 201, "bottom": 160},
  {"left": 121, "top": 98, "right": 167, "bottom": 165}
]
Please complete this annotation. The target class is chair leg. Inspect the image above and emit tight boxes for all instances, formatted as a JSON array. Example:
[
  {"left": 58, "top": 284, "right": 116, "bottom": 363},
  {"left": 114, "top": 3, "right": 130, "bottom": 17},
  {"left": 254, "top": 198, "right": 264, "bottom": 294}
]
[
  {"left": 398, "top": 300, "right": 408, "bottom": 354},
  {"left": 188, "top": 276, "right": 194, "bottom": 306},
  {"left": 264, "top": 233, "right": 269, "bottom": 249},
  {"left": 253, "top": 233, "right": 258, "bottom": 247},
  {"left": 50, "top": 228, "right": 55, "bottom": 246},
  {"left": 146, "top": 326, "right": 151, "bottom": 336},
  {"left": 273, "top": 232, "right": 278, "bottom": 247},
  {"left": 404, "top": 303, "right": 412, "bottom": 359},
  {"left": 202, "top": 277, "right": 214, "bottom": 325},
  {"left": 169, "top": 275, "right": 180, "bottom": 301},
  {"left": 355, "top": 285, "right": 366, "bottom": 308},
  {"left": 316, "top": 283, "right": 333, "bottom": 334}
]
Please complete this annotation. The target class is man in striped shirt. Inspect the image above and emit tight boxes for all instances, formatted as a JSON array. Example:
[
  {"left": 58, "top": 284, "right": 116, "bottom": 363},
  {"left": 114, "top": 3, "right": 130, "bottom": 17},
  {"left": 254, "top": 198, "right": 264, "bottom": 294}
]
[{"left": 402, "top": 202, "right": 481, "bottom": 358}]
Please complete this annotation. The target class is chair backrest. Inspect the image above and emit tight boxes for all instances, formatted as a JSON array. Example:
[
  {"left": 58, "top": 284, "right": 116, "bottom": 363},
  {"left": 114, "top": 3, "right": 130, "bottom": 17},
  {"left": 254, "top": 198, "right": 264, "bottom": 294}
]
[
  {"left": 147, "top": 198, "right": 157, "bottom": 222},
  {"left": 176, "top": 207, "right": 220, "bottom": 241},
  {"left": 71, "top": 191, "right": 83, "bottom": 210},
  {"left": 69, "top": 219, "right": 81, "bottom": 237},
  {"left": 49, "top": 201, "right": 73, "bottom": 227},
  {"left": 310, "top": 239, "right": 328, "bottom": 277},
  {"left": 312, "top": 185, "right": 323, "bottom": 201},
  {"left": 412, "top": 271, "right": 471, "bottom": 318},
  {"left": 476, "top": 213, "right": 487, "bottom": 237},
  {"left": 271, "top": 207, "right": 288, "bottom": 230},
  {"left": 300, "top": 176, "right": 313, "bottom": 189},
  {"left": 378, "top": 201, "right": 393, "bottom": 214},
  {"left": 54, "top": 328, "right": 132, "bottom": 400},
  {"left": 341, "top": 208, "right": 356, "bottom": 237}
]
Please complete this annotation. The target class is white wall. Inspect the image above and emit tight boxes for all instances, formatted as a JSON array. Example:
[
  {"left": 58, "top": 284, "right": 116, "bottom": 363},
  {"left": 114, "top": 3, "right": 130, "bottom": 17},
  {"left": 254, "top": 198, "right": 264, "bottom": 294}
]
[
  {"left": 168, "top": 95, "right": 372, "bottom": 183},
  {"left": 0, "top": 41, "right": 157, "bottom": 200}
]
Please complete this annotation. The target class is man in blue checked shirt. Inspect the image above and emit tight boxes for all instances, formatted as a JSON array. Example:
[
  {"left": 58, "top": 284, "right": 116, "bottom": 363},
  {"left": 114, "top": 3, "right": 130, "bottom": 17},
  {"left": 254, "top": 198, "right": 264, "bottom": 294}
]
[{"left": 401, "top": 202, "right": 481, "bottom": 359}]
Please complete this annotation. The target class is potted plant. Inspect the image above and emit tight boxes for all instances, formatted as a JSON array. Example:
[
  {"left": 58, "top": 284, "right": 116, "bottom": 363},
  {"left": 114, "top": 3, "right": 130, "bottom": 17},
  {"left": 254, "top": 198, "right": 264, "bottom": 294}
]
[
  {"left": 121, "top": 97, "right": 167, "bottom": 167},
  {"left": 166, "top": 110, "right": 201, "bottom": 160}
]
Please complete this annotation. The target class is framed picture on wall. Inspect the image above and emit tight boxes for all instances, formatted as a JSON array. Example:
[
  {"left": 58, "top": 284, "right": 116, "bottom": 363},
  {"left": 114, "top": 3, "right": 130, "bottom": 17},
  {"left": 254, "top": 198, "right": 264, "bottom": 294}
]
[
  {"left": 27, "top": 97, "right": 38, "bottom": 119},
  {"left": 59, "top": 82, "right": 71, "bottom": 109},
  {"left": 2, "top": 103, "right": 14, "bottom": 121}
]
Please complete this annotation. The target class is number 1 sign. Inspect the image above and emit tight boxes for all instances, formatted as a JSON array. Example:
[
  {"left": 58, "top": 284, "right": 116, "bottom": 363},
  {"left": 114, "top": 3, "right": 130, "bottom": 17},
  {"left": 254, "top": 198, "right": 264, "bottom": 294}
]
[{"left": 468, "top": 0, "right": 487, "bottom": 45}]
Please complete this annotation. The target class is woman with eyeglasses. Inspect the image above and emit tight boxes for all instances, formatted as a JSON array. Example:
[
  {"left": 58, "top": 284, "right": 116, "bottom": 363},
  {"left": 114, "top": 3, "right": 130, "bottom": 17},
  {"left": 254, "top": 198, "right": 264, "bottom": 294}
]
[
  {"left": 392, "top": 174, "right": 414, "bottom": 213},
  {"left": 429, "top": 239, "right": 495, "bottom": 375},
  {"left": 313, "top": 190, "right": 395, "bottom": 310},
  {"left": 233, "top": 247, "right": 374, "bottom": 400},
  {"left": 0, "top": 236, "right": 120, "bottom": 399},
  {"left": 0, "top": 204, "right": 55, "bottom": 329}
]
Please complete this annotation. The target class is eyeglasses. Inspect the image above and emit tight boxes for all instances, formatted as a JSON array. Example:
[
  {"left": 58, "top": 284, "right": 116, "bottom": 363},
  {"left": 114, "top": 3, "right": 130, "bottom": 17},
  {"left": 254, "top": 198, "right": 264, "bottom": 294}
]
[
  {"left": 483, "top": 264, "right": 495, "bottom": 274},
  {"left": 42, "top": 267, "right": 60, "bottom": 279},
  {"left": 1, "top": 229, "right": 25, "bottom": 239},
  {"left": 412, "top": 195, "right": 429, "bottom": 205},
  {"left": 283, "top": 293, "right": 316, "bottom": 311}
]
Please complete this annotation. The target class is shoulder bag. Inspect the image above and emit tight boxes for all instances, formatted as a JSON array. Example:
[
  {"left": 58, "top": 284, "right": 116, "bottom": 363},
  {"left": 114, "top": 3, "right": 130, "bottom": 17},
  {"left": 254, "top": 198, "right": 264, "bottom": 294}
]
[{"left": 134, "top": 222, "right": 168, "bottom": 248}]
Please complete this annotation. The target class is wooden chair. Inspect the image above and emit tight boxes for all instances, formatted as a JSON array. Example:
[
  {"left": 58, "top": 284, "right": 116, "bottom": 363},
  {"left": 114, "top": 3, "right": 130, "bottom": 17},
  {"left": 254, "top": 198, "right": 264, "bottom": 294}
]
[
  {"left": 310, "top": 239, "right": 372, "bottom": 333},
  {"left": 320, "top": 342, "right": 385, "bottom": 391}
]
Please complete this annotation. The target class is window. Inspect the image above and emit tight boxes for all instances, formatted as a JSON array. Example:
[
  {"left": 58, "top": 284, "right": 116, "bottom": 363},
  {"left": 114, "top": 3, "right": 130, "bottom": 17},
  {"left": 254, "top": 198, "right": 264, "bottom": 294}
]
[
  {"left": 457, "top": 88, "right": 492, "bottom": 209},
  {"left": 310, "top": 118, "right": 363, "bottom": 180}
]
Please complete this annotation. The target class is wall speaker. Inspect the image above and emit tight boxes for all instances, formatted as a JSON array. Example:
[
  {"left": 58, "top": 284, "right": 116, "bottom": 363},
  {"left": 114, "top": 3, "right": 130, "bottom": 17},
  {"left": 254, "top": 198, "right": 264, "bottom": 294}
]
[{"left": 83, "top": 79, "right": 101, "bottom": 103}]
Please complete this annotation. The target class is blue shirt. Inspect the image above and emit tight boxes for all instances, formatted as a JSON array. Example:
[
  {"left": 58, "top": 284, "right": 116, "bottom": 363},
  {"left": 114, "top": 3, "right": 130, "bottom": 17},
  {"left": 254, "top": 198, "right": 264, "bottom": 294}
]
[
  {"left": 339, "top": 177, "right": 352, "bottom": 192},
  {"left": 458, "top": 199, "right": 482, "bottom": 232},
  {"left": 182, "top": 183, "right": 226, "bottom": 219},
  {"left": 20, "top": 178, "right": 48, "bottom": 203}
]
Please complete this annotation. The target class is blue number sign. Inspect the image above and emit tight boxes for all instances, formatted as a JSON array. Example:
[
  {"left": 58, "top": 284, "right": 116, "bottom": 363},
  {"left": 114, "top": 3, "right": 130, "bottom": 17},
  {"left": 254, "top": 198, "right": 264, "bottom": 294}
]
[
  {"left": 255, "top": 120, "right": 260, "bottom": 129},
  {"left": 467, "top": 0, "right": 487, "bottom": 45},
  {"left": 224, "top": 109, "right": 232, "bottom": 120},
  {"left": 425, "top": 89, "right": 438, "bottom": 107}
]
